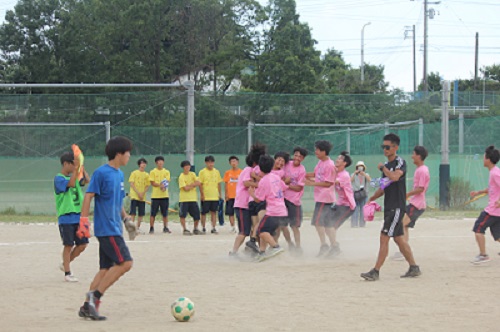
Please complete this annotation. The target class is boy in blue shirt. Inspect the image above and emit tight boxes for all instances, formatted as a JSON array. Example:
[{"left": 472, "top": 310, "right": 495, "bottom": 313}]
[{"left": 77, "top": 136, "right": 134, "bottom": 321}]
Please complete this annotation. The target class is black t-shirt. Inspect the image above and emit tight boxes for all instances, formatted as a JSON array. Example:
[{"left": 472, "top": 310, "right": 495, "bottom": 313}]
[{"left": 382, "top": 156, "right": 407, "bottom": 210}]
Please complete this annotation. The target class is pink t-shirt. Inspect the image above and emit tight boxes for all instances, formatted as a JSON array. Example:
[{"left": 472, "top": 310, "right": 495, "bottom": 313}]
[
  {"left": 255, "top": 173, "right": 288, "bottom": 217},
  {"left": 271, "top": 168, "right": 285, "bottom": 179},
  {"left": 335, "top": 170, "right": 356, "bottom": 210},
  {"left": 313, "top": 158, "right": 337, "bottom": 203},
  {"left": 284, "top": 161, "right": 306, "bottom": 206},
  {"left": 485, "top": 166, "right": 500, "bottom": 216},
  {"left": 234, "top": 167, "right": 252, "bottom": 209},
  {"left": 409, "top": 165, "right": 430, "bottom": 210}
]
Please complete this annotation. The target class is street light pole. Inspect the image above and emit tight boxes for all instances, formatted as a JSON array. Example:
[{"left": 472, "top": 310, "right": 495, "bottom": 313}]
[{"left": 361, "top": 22, "right": 371, "bottom": 82}]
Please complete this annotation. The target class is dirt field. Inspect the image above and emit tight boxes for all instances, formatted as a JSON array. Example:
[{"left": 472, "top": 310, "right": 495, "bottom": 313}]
[{"left": 1, "top": 217, "right": 499, "bottom": 332}]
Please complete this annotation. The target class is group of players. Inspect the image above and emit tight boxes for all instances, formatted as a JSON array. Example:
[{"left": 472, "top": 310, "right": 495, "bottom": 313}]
[{"left": 53, "top": 134, "right": 500, "bottom": 321}]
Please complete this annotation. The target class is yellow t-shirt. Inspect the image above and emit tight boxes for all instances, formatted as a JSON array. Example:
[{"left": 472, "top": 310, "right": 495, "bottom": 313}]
[
  {"left": 128, "top": 170, "right": 150, "bottom": 201},
  {"left": 199, "top": 167, "right": 222, "bottom": 201},
  {"left": 179, "top": 172, "right": 198, "bottom": 202},
  {"left": 149, "top": 168, "right": 171, "bottom": 199}
]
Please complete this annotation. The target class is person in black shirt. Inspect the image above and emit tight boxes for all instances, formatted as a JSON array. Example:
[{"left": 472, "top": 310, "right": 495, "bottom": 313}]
[{"left": 360, "top": 133, "right": 421, "bottom": 281}]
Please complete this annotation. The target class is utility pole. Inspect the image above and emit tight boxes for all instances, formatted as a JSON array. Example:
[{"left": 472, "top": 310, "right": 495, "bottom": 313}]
[
  {"left": 361, "top": 22, "right": 371, "bottom": 82},
  {"left": 474, "top": 32, "right": 479, "bottom": 90},
  {"left": 404, "top": 25, "right": 417, "bottom": 93},
  {"left": 418, "top": 0, "right": 440, "bottom": 93}
]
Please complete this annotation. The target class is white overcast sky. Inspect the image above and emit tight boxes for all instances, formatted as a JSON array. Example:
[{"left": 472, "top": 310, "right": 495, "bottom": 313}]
[{"left": 1, "top": 0, "right": 499, "bottom": 92}]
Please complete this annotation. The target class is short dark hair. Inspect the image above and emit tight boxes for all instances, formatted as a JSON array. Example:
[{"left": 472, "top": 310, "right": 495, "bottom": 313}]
[
  {"left": 293, "top": 146, "right": 308, "bottom": 157},
  {"left": 413, "top": 146, "right": 428, "bottom": 161},
  {"left": 485, "top": 145, "right": 500, "bottom": 164},
  {"left": 314, "top": 140, "right": 332, "bottom": 155},
  {"left": 258, "top": 154, "right": 274, "bottom": 174},
  {"left": 383, "top": 133, "right": 400, "bottom": 146},
  {"left": 274, "top": 151, "right": 290, "bottom": 164},
  {"left": 155, "top": 156, "right": 164, "bottom": 163},
  {"left": 137, "top": 158, "right": 147, "bottom": 166},
  {"left": 245, "top": 142, "right": 267, "bottom": 167},
  {"left": 228, "top": 155, "right": 239, "bottom": 162},
  {"left": 60, "top": 151, "right": 74, "bottom": 165},
  {"left": 105, "top": 136, "right": 133, "bottom": 161},
  {"left": 180, "top": 160, "right": 191, "bottom": 168},
  {"left": 340, "top": 151, "right": 352, "bottom": 168},
  {"left": 205, "top": 155, "right": 215, "bottom": 162}
]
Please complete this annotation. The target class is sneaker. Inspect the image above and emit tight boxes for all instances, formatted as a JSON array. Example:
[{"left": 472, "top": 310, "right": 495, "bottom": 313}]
[
  {"left": 471, "top": 254, "right": 490, "bottom": 265},
  {"left": 78, "top": 304, "right": 106, "bottom": 321},
  {"left": 86, "top": 291, "right": 102, "bottom": 320},
  {"left": 268, "top": 245, "right": 284, "bottom": 257},
  {"left": 245, "top": 240, "right": 259, "bottom": 253},
  {"left": 193, "top": 229, "right": 202, "bottom": 235},
  {"left": 391, "top": 252, "right": 405, "bottom": 261},
  {"left": 123, "top": 217, "right": 137, "bottom": 240},
  {"left": 202, "top": 228, "right": 207, "bottom": 234},
  {"left": 231, "top": 227, "right": 237, "bottom": 234},
  {"left": 401, "top": 265, "right": 422, "bottom": 278},
  {"left": 64, "top": 274, "right": 78, "bottom": 282},
  {"left": 211, "top": 228, "right": 218, "bottom": 234},
  {"left": 325, "top": 244, "right": 341, "bottom": 258},
  {"left": 293, "top": 247, "right": 304, "bottom": 257},
  {"left": 163, "top": 227, "right": 171, "bottom": 234},
  {"left": 360, "top": 268, "right": 380, "bottom": 281},
  {"left": 183, "top": 229, "right": 192, "bottom": 236},
  {"left": 316, "top": 244, "right": 330, "bottom": 257},
  {"left": 228, "top": 251, "right": 239, "bottom": 259},
  {"left": 149, "top": 227, "right": 154, "bottom": 234},
  {"left": 288, "top": 242, "right": 296, "bottom": 251}
]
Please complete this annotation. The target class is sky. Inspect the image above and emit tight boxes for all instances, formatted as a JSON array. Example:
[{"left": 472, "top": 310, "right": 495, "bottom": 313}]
[{"left": 0, "top": 0, "right": 499, "bottom": 92}]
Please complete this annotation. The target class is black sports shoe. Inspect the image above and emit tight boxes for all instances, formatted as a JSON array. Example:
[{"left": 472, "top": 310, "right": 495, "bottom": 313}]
[
  {"left": 149, "top": 227, "right": 154, "bottom": 234},
  {"left": 316, "top": 244, "right": 330, "bottom": 257},
  {"left": 211, "top": 228, "right": 218, "bottom": 234},
  {"left": 78, "top": 306, "right": 106, "bottom": 321},
  {"left": 400, "top": 265, "right": 422, "bottom": 278},
  {"left": 245, "top": 240, "right": 259, "bottom": 253},
  {"left": 360, "top": 268, "right": 380, "bottom": 281},
  {"left": 163, "top": 227, "right": 171, "bottom": 233}
]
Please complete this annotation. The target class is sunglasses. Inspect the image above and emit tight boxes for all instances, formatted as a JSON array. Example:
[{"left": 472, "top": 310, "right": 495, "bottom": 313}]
[{"left": 381, "top": 145, "right": 393, "bottom": 150}]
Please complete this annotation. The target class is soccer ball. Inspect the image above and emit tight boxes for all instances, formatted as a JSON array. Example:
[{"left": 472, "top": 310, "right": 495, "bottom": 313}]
[{"left": 171, "top": 297, "right": 195, "bottom": 322}]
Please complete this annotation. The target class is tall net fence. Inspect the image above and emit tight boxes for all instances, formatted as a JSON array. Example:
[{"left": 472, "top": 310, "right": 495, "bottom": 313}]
[{"left": 1, "top": 90, "right": 499, "bottom": 215}]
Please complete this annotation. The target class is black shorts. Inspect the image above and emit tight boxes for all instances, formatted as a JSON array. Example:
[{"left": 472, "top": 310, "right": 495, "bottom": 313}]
[
  {"left": 284, "top": 199, "right": 302, "bottom": 228},
  {"left": 311, "top": 202, "right": 333, "bottom": 227},
  {"left": 201, "top": 200, "right": 218, "bottom": 215},
  {"left": 257, "top": 215, "right": 283, "bottom": 235},
  {"left": 382, "top": 208, "right": 405, "bottom": 237},
  {"left": 151, "top": 198, "right": 169, "bottom": 217},
  {"left": 59, "top": 224, "right": 89, "bottom": 246},
  {"left": 225, "top": 199, "right": 236, "bottom": 216},
  {"left": 179, "top": 202, "right": 201, "bottom": 220},
  {"left": 472, "top": 211, "right": 500, "bottom": 240},
  {"left": 129, "top": 200, "right": 146, "bottom": 216},
  {"left": 326, "top": 205, "right": 354, "bottom": 229},
  {"left": 97, "top": 236, "right": 133, "bottom": 270},
  {"left": 235, "top": 207, "right": 252, "bottom": 236},
  {"left": 405, "top": 204, "right": 425, "bottom": 228},
  {"left": 249, "top": 201, "right": 267, "bottom": 217}
]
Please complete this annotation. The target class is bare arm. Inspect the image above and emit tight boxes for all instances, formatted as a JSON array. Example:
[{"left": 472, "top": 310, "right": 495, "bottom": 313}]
[
  {"left": 406, "top": 187, "right": 425, "bottom": 200},
  {"left": 379, "top": 164, "right": 404, "bottom": 182},
  {"left": 368, "top": 188, "right": 384, "bottom": 202},
  {"left": 80, "top": 192, "right": 95, "bottom": 218}
]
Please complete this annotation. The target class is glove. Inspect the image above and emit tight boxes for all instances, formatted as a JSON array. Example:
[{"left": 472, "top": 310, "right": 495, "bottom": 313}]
[
  {"left": 123, "top": 216, "right": 137, "bottom": 241},
  {"left": 77, "top": 217, "right": 91, "bottom": 239}
]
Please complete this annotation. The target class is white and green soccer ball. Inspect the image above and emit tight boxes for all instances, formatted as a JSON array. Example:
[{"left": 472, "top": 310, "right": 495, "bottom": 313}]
[{"left": 171, "top": 297, "right": 195, "bottom": 322}]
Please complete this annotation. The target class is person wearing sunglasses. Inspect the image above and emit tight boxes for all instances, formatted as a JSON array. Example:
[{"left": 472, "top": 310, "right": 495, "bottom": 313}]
[{"left": 360, "top": 133, "right": 421, "bottom": 281}]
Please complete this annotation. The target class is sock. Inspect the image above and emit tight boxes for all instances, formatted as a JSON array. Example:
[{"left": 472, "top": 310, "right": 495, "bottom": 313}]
[
  {"left": 65, "top": 271, "right": 71, "bottom": 276},
  {"left": 93, "top": 290, "right": 102, "bottom": 300},
  {"left": 273, "top": 245, "right": 280, "bottom": 249},
  {"left": 250, "top": 237, "right": 256, "bottom": 243}
]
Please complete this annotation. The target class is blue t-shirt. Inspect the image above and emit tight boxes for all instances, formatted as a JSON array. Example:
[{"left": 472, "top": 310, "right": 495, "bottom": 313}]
[{"left": 87, "top": 164, "right": 125, "bottom": 237}]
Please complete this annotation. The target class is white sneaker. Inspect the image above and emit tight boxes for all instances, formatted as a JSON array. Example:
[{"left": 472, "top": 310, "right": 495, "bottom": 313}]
[
  {"left": 471, "top": 254, "right": 490, "bottom": 265},
  {"left": 123, "top": 217, "right": 137, "bottom": 240},
  {"left": 64, "top": 274, "right": 79, "bottom": 282},
  {"left": 391, "top": 252, "right": 405, "bottom": 261},
  {"left": 231, "top": 227, "right": 237, "bottom": 234}
]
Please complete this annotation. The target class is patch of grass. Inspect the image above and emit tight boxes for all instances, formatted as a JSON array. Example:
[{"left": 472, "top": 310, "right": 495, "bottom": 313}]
[{"left": 0, "top": 214, "right": 57, "bottom": 223}]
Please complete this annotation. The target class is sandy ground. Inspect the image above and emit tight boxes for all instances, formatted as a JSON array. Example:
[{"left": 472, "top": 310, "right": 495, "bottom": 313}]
[{"left": 1, "top": 216, "right": 500, "bottom": 332}]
